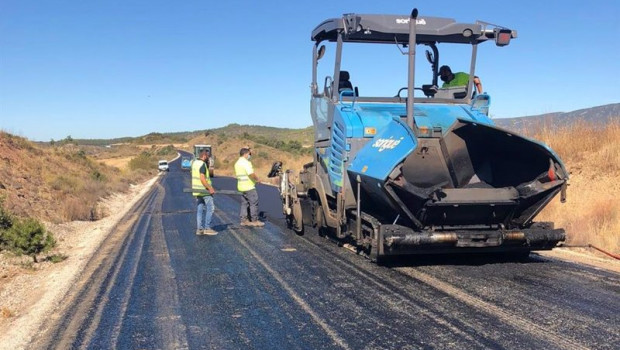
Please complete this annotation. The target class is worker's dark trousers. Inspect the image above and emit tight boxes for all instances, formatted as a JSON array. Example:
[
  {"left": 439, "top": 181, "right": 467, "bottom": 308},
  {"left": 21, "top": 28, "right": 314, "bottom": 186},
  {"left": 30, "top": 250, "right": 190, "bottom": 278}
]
[{"left": 240, "top": 189, "right": 259, "bottom": 222}]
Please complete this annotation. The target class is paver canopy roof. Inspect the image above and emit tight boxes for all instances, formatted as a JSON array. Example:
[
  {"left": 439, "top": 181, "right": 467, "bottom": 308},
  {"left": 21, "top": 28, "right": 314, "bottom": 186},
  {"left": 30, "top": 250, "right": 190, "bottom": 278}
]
[{"left": 311, "top": 14, "right": 513, "bottom": 45}]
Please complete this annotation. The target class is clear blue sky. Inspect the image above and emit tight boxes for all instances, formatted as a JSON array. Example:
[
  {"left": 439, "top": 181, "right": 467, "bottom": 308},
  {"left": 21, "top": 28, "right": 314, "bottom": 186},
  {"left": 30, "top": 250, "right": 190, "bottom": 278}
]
[{"left": 1, "top": 0, "right": 618, "bottom": 141}]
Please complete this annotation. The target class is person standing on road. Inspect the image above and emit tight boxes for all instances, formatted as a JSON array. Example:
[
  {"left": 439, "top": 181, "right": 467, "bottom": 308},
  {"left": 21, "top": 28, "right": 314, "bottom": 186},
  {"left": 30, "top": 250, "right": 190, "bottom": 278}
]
[
  {"left": 192, "top": 150, "right": 217, "bottom": 235},
  {"left": 234, "top": 147, "right": 264, "bottom": 227}
]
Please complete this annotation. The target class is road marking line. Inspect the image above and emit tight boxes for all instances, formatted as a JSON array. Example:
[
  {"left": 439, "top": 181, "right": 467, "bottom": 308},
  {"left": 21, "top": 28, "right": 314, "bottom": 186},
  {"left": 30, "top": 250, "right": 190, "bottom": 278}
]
[
  {"left": 214, "top": 211, "right": 352, "bottom": 350},
  {"left": 397, "top": 267, "right": 590, "bottom": 350}
]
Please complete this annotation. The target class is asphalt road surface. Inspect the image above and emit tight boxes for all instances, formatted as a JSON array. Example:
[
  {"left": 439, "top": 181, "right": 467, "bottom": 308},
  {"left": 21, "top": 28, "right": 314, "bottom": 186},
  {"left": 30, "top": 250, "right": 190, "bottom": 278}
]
[{"left": 33, "top": 155, "right": 619, "bottom": 350}]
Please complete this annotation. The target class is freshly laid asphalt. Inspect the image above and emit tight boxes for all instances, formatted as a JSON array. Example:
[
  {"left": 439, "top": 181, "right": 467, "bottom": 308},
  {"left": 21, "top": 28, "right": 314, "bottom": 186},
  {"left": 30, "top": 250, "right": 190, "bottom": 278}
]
[{"left": 33, "top": 155, "right": 619, "bottom": 350}]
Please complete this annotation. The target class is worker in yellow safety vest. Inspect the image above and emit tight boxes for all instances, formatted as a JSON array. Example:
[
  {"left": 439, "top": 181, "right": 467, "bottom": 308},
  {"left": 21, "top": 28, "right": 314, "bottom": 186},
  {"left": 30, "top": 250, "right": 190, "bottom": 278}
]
[
  {"left": 234, "top": 147, "right": 264, "bottom": 227},
  {"left": 192, "top": 149, "right": 217, "bottom": 235}
]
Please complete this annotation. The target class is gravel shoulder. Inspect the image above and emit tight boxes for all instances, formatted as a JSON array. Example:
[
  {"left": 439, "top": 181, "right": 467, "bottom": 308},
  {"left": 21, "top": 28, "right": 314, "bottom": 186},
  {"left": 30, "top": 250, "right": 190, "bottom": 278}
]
[
  {"left": 0, "top": 176, "right": 159, "bottom": 350},
  {"left": 536, "top": 247, "right": 620, "bottom": 273}
]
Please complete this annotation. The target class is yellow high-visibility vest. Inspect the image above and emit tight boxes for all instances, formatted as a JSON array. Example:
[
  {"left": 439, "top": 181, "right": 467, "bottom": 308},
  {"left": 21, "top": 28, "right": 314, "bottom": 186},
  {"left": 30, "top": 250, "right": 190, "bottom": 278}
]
[
  {"left": 191, "top": 160, "right": 211, "bottom": 196},
  {"left": 234, "top": 157, "right": 255, "bottom": 192}
]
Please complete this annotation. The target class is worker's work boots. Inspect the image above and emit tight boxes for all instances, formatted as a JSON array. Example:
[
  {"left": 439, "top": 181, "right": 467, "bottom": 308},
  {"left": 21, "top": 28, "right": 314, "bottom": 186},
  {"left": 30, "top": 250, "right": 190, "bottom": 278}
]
[
  {"left": 203, "top": 228, "right": 218, "bottom": 235},
  {"left": 250, "top": 221, "right": 265, "bottom": 227}
]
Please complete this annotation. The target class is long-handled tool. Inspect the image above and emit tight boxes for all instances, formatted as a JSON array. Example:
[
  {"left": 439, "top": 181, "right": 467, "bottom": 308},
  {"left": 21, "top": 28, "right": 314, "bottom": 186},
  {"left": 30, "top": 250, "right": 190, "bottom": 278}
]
[{"left": 183, "top": 189, "right": 241, "bottom": 195}]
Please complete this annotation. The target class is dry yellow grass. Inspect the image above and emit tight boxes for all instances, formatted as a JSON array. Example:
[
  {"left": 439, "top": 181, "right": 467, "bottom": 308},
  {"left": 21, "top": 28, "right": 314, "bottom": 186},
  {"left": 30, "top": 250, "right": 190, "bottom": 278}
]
[
  {"left": 135, "top": 143, "right": 188, "bottom": 150},
  {"left": 98, "top": 156, "right": 134, "bottom": 170},
  {"left": 533, "top": 120, "right": 620, "bottom": 254}
]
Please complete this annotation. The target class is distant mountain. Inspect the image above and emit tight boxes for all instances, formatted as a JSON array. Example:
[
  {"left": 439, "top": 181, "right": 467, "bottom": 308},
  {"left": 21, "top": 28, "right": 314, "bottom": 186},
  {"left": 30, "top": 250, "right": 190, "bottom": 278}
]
[
  {"left": 69, "top": 125, "right": 314, "bottom": 147},
  {"left": 493, "top": 103, "right": 619, "bottom": 132},
  {"left": 205, "top": 124, "right": 314, "bottom": 145},
  {"left": 66, "top": 104, "right": 618, "bottom": 147}
]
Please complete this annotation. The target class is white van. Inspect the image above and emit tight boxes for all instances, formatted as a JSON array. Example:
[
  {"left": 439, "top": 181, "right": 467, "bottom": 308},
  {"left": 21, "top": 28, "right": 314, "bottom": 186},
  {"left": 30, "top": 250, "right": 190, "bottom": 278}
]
[{"left": 158, "top": 160, "right": 169, "bottom": 172}]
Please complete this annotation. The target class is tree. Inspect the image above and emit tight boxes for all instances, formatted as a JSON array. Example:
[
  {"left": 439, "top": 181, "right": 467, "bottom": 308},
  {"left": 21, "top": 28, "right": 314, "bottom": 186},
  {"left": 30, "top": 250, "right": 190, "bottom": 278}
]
[
  {"left": 3, "top": 218, "right": 56, "bottom": 262},
  {"left": 0, "top": 197, "right": 13, "bottom": 230}
]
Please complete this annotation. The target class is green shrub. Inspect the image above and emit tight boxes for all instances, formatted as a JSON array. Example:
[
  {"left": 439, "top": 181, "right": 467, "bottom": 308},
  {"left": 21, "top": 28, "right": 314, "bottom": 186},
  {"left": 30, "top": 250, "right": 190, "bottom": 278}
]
[
  {"left": 128, "top": 151, "right": 156, "bottom": 171},
  {"left": 91, "top": 169, "right": 106, "bottom": 182},
  {"left": 46, "top": 254, "right": 68, "bottom": 263},
  {"left": 156, "top": 145, "right": 176, "bottom": 156},
  {"left": 0, "top": 198, "right": 13, "bottom": 230},
  {"left": 60, "top": 135, "right": 77, "bottom": 146},
  {"left": 242, "top": 134, "right": 311, "bottom": 155},
  {"left": 2, "top": 218, "right": 56, "bottom": 262}
]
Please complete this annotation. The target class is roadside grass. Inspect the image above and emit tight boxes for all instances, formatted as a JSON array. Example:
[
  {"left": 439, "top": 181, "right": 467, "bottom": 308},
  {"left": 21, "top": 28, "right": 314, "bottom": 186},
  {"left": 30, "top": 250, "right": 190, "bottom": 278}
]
[{"left": 532, "top": 120, "right": 620, "bottom": 253}]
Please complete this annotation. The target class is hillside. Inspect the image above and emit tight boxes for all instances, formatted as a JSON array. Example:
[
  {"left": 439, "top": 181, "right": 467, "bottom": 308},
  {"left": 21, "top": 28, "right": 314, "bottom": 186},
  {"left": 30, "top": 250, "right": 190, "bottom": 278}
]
[
  {"left": 494, "top": 103, "right": 619, "bottom": 132},
  {"left": 205, "top": 124, "right": 314, "bottom": 146},
  {"left": 72, "top": 125, "right": 315, "bottom": 148},
  {"left": 493, "top": 104, "right": 619, "bottom": 253},
  {"left": 0, "top": 133, "right": 175, "bottom": 223},
  {"left": 67, "top": 124, "right": 316, "bottom": 178}
]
